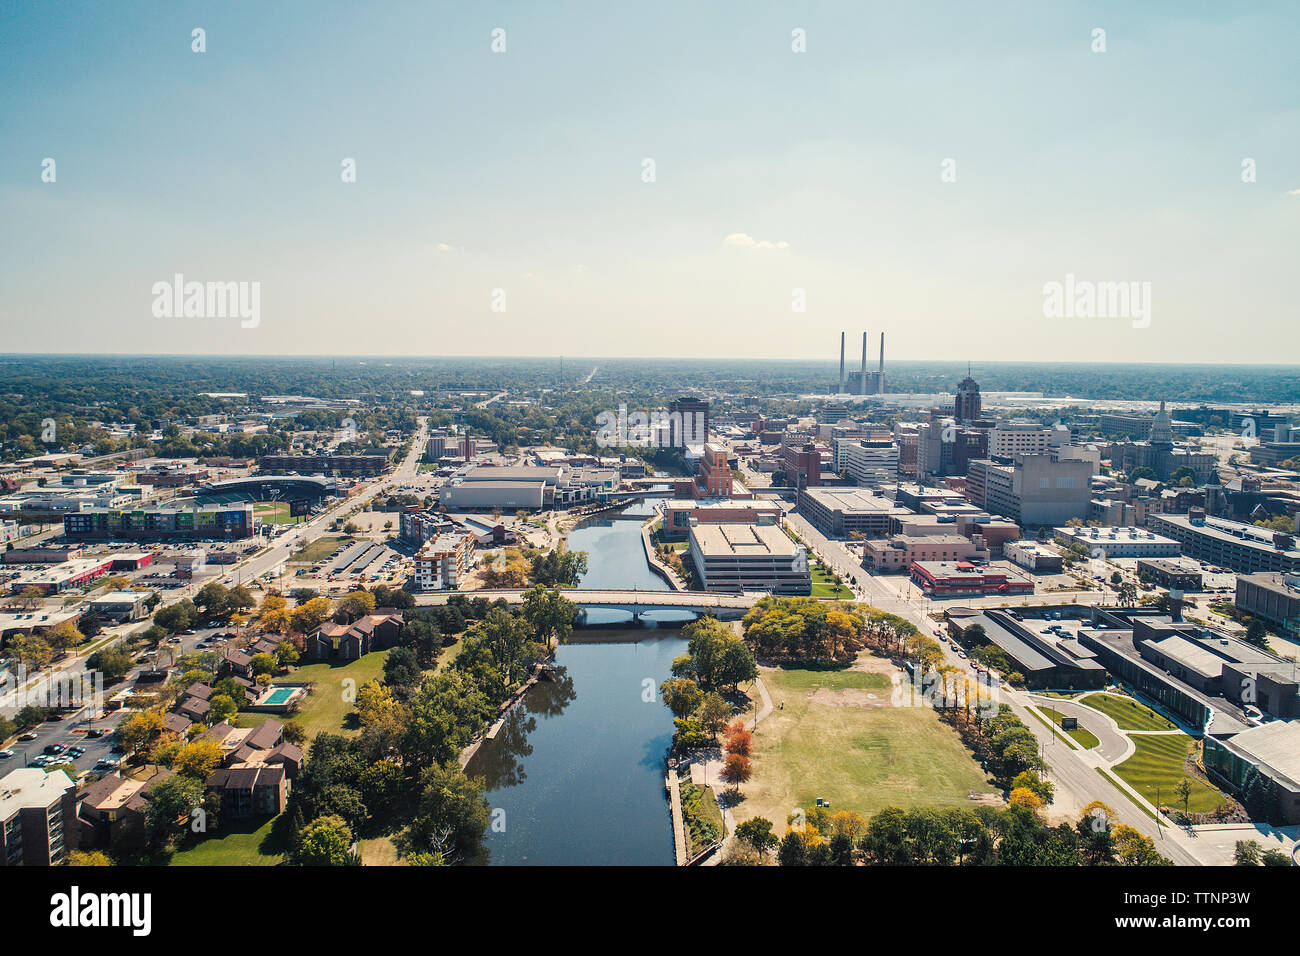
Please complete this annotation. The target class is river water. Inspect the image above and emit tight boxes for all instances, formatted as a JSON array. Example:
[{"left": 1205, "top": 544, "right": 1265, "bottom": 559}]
[{"left": 467, "top": 500, "right": 690, "bottom": 865}]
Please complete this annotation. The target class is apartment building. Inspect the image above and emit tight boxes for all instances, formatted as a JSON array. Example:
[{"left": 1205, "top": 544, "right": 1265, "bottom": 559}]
[
  {"left": 0, "top": 768, "right": 77, "bottom": 866},
  {"left": 413, "top": 533, "right": 475, "bottom": 591}
]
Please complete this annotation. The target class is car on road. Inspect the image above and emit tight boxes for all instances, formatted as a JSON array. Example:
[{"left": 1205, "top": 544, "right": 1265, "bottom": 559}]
[{"left": 0, "top": 749, "right": 14, "bottom": 760}]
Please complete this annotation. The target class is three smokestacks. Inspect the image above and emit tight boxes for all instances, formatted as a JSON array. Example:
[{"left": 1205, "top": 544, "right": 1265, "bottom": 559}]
[{"left": 834, "top": 331, "right": 885, "bottom": 395}]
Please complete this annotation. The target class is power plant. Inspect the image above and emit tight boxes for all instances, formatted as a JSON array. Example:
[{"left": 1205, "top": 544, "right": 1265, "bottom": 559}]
[{"left": 830, "top": 331, "right": 887, "bottom": 395}]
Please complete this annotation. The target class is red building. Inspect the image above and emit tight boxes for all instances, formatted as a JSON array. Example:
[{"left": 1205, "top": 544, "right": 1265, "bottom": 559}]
[{"left": 909, "top": 560, "right": 1034, "bottom": 597}]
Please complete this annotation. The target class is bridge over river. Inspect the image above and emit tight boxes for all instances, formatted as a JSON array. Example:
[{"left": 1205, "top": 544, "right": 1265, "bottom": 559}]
[{"left": 412, "top": 588, "right": 761, "bottom": 621}]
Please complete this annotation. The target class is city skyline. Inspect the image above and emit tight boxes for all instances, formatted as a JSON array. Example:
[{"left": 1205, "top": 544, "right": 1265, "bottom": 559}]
[{"left": 2, "top": 2, "right": 1297, "bottom": 362}]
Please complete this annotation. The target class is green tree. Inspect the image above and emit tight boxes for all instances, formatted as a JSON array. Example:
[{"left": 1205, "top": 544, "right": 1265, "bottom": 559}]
[
  {"left": 411, "top": 763, "right": 491, "bottom": 863},
  {"left": 735, "top": 817, "right": 779, "bottom": 859},
  {"left": 294, "top": 814, "right": 355, "bottom": 866}
]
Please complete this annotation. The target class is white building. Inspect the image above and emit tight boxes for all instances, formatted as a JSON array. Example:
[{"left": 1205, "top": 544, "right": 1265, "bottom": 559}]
[
  {"left": 833, "top": 438, "right": 899, "bottom": 488},
  {"left": 413, "top": 533, "right": 474, "bottom": 591},
  {"left": 1053, "top": 525, "right": 1180, "bottom": 558}
]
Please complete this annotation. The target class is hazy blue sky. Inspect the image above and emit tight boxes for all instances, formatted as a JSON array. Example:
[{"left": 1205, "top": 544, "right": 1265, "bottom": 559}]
[{"left": 1, "top": 1, "right": 1296, "bottom": 362}]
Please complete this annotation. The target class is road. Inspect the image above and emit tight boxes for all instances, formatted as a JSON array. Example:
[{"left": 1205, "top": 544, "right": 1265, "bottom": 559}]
[{"left": 219, "top": 418, "right": 428, "bottom": 589}]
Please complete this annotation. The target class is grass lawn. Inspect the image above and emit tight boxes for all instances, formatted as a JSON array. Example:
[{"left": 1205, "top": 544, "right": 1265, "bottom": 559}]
[
  {"left": 1080, "top": 692, "right": 1178, "bottom": 731},
  {"left": 359, "top": 835, "right": 403, "bottom": 866},
  {"left": 1113, "top": 734, "right": 1230, "bottom": 815},
  {"left": 254, "top": 501, "right": 298, "bottom": 525},
  {"left": 289, "top": 535, "right": 357, "bottom": 565},
  {"left": 810, "top": 565, "right": 853, "bottom": 600},
  {"left": 261, "top": 650, "right": 391, "bottom": 738},
  {"left": 1032, "top": 705, "right": 1101, "bottom": 749},
  {"left": 168, "top": 814, "right": 289, "bottom": 866},
  {"left": 738, "top": 661, "right": 996, "bottom": 825}
]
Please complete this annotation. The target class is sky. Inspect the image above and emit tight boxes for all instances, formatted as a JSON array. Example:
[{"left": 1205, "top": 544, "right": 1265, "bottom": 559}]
[{"left": 0, "top": 1, "right": 1297, "bottom": 363}]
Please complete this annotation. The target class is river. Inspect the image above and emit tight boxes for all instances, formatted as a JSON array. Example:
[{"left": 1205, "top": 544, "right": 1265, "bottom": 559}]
[{"left": 466, "top": 501, "right": 690, "bottom": 865}]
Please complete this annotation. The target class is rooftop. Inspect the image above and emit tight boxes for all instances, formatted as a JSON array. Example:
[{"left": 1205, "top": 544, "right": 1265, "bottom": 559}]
[
  {"left": 0, "top": 768, "right": 76, "bottom": 818},
  {"left": 690, "top": 523, "right": 799, "bottom": 559}
]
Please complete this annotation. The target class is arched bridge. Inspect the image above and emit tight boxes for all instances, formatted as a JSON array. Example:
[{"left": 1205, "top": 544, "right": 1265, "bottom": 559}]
[{"left": 412, "top": 588, "right": 762, "bottom": 621}]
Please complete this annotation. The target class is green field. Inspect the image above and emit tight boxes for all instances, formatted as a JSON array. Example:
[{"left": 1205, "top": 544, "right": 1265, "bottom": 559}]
[
  {"left": 1033, "top": 705, "right": 1101, "bottom": 749},
  {"left": 168, "top": 814, "right": 289, "bottom": 866},
  {"left": 254, "top": 501, "right": 299, "bottom": 525},
  {"left": 1080, "top": 692, "right": 1178, "bottom": 731},
  {"left": 739, "top": 662, "right": 995, "bottom": 825},
  {"left": 289, "top": 535, "right": 357, "bottom": 565},
  {"left": 1113, "top": 734, "right": 1230, "bottom": 815},
  {"left": 766, "top": 665, "right": 892, "bottom": 693},
  {"left": 810, "top": 565, "right": 854, "bottom": 600},
  {"left": 256, "top": 650, "right": 391, "bottom": 738}
]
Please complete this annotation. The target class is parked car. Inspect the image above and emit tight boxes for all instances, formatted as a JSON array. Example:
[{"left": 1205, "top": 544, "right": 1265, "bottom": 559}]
[
  {"left": 18, "top": 732, "right": 38, "bottom": 742},
  {"left": 86, "top": 729, "right": 106, "bottom": 739},
  {"left": 43, "top": 743, "right": 66, "bottom": 755},
  {"left": 0, "top": 749, "right": 14, "bottom": 760},
  {"left": 66, "top": 746, "right": 86, "bottom": 758}
]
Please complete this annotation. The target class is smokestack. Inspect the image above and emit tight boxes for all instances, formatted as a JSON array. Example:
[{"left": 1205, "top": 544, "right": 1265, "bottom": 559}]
[
  {"left": 838, "top": 332, "right": 845, "bottom": 393},
  {"left": 860, "top": 332, "right": 868, "bottom": 395}
]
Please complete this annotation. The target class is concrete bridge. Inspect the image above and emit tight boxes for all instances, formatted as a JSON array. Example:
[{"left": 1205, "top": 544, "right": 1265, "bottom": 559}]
[{"left": 412, "top": 588, "right": 761, "bottom": 621}]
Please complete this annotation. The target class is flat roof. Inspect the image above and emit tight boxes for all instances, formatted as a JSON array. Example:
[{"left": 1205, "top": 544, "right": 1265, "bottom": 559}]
[
  {"left": 1145, "top": 635, "right": 1227, "bottom": 680},
  {"left": 1219, "top": 721, "right": 1300, "bottom": 790},
  {"left": 1055, "top": 526, "right": 1178, "bottom": 545},
  {"left": 0, "top": 768, "right": 75, "bottom": 818},
  {"left": 801, "top": 487, "right": 911, "bottom": 514},
  {"left": 690, "top": 523, "right": 799, "bottom": 558},
  {"left": 1154, "top": 515, "right": 1300, "bottom": 556}
]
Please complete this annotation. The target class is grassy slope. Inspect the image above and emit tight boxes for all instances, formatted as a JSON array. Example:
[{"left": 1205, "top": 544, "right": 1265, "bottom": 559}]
[
  {"left": 1080, "top": 692, "right": 1178, "bottom": 731},
  {"left": 1113, "top": 734, "right": 1229, "bottom": 814}
]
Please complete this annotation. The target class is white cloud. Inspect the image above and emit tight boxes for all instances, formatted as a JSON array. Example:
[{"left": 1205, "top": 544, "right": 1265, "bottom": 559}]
[
  {"left": 435, "top": 243, "right": 457, "bottom": 253},
  {"left": 723, "top": 233, "right": 789, "bottom": 249},
  {"left": 1287, "top": 188, "right": 1300, "bottom": 197}
]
